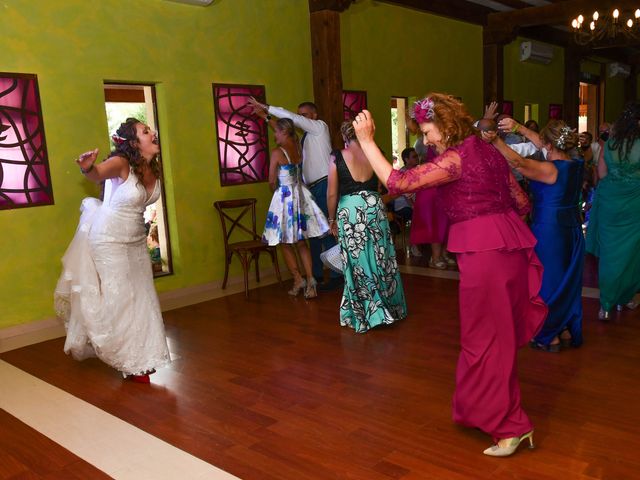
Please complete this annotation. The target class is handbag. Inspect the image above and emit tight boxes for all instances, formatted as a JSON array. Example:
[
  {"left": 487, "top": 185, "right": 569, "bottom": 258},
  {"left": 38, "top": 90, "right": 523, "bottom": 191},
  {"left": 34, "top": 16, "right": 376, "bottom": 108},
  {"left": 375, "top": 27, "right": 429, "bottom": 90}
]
[{"left": 320, "top": 244, "right": 343, "bottom": 273}]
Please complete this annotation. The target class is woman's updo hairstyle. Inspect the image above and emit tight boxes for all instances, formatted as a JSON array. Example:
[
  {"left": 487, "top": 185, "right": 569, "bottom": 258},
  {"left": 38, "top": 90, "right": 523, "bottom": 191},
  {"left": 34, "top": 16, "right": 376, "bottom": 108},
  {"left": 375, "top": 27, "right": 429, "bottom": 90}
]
[
  {"left": 540, "top": 120, "right": 578, "bottom": 152},
  {"left": 340, "top": 121, "right": 357, "bottom": 143}
]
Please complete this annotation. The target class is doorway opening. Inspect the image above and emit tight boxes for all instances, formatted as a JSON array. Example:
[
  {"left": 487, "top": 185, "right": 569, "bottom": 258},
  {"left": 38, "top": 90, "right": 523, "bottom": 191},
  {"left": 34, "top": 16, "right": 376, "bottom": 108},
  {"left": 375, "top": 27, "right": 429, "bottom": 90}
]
[
  {"left": 579, "top": 80, "right": 600, "bottom": 135},
  {"left": 391, "top": 97, "right": 409, "bottom": 169},
  {"left": 103, "top": 83, "right": 173, "bottom": 276}
]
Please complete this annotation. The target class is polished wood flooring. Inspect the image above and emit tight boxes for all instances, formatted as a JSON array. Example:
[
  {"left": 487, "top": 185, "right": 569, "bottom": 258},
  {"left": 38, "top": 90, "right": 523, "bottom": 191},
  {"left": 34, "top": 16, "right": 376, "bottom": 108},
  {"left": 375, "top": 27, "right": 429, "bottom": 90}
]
[
  {"left": 0, "top": 409, "right": 111, "bottom": 479},
  {"left": 2, "top": 273, "right": 640, "bottom": 479}
]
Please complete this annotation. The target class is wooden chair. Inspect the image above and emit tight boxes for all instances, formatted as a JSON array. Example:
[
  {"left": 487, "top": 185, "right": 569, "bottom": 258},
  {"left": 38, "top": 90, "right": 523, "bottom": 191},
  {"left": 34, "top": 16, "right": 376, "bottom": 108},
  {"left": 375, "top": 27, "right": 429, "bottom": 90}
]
[{"left": 214, "top": 198, "right": 281, "bottom": 298}]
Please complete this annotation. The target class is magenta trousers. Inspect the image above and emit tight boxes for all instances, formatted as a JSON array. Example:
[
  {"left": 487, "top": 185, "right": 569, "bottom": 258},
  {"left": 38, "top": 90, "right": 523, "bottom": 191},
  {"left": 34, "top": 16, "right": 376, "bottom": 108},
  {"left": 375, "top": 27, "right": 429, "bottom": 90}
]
[{"left": 452, "top": 248, "right": 546, "bottom": 440}]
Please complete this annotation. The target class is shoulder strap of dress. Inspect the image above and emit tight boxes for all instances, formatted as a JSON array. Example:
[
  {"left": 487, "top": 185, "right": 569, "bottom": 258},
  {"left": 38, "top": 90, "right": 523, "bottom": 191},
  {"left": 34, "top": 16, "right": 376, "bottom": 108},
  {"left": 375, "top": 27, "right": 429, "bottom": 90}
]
[{"left": 280, "top": 147, "right": 292, "bottom": 164}]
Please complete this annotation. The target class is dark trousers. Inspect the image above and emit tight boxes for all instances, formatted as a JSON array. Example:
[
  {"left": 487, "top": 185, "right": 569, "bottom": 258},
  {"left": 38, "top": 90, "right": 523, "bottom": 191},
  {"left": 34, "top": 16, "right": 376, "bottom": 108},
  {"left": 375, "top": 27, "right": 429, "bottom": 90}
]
[{"left": 308, "top": 178, "right": 341, "bottom": 281}]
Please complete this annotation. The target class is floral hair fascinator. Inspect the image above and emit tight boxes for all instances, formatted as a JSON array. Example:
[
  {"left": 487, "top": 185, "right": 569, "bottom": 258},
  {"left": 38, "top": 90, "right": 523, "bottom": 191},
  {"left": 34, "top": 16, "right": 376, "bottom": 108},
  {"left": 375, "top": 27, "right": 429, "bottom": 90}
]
[
  {"left": 111, "top": 133, "right": 127, "bottom": 145},
  {"left": 555, "top": 125, "right": 574, "bottom": 150},
  {"left": 412, "top": 97, "right": 436, "bottom": 124}
]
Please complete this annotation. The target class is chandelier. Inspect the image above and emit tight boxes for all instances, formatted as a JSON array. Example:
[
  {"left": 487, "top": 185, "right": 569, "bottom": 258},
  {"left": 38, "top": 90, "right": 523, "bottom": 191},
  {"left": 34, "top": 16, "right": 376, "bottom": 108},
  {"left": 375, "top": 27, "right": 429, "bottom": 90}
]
[{"left": 571, "top": 8, "right": 640, "bottom": 45}]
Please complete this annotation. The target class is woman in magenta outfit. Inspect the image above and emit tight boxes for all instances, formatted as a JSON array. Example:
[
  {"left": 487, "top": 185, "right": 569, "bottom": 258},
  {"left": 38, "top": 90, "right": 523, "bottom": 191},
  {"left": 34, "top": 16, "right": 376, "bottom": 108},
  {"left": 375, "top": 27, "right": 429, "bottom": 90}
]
[
  {"left": 353, "top": 93, "right": 547, "bottom": 457},
  {"left": 409, "top": 145, "right": 452, "bottom": 268}
]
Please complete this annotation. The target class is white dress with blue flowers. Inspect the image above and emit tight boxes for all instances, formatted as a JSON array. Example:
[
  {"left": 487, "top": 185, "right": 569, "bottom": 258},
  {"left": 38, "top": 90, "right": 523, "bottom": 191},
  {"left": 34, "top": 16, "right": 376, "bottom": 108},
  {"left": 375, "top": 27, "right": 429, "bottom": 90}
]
[{"left": 262, "top": 147, "right": 329, "bottom": 246}]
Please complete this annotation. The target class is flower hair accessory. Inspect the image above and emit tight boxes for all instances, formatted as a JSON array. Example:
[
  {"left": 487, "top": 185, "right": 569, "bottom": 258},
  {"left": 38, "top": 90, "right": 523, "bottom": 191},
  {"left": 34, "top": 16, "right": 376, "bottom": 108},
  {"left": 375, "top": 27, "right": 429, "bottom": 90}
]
[
  {"left": 555, "top": 126, "right": 573, "bottom": 150},
  {"left": 412, "top": 98, "right": 436, "bottom": 124},
  {"left": 111, "top": 133, "right": 127, "bottom": 145}
]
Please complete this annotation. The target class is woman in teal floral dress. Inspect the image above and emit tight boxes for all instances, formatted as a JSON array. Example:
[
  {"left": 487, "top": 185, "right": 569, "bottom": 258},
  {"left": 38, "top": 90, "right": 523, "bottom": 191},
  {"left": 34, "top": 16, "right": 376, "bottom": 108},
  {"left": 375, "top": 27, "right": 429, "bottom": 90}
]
[
  {"left": 263, "top": 118, "right": 329, "bottom": 299},
  {"left": 327, "top": 122, "right": 407, "bottom": 332}
]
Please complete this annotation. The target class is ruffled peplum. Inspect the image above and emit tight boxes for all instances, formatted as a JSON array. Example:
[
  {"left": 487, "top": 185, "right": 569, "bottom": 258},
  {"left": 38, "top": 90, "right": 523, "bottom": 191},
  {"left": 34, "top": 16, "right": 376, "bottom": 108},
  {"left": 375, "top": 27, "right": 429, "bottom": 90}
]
[
  {"left": 448, "top": 209, "right": 547, "bottom": 348},
  {"left": 446, "top": 209, "right": 537, "bottom": 253}
]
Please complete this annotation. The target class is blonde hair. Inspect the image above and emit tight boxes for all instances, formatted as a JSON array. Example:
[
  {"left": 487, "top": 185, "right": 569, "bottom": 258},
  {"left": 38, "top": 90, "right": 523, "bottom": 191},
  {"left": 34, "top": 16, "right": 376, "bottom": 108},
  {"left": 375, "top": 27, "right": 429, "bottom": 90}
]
[
  {"left": 540, "top": 120, "right": 578, "bottom": 152},
  {"left": 340, "top": 121, "right": 357, "bottom": 143}
]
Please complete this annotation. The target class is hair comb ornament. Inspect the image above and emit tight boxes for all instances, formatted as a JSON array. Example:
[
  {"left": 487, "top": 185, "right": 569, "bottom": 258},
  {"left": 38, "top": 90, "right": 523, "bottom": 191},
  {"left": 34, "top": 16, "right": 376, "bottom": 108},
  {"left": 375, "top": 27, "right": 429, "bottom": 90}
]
[
  {"left": 555, "top": 125, "right": 573, "bottom": 150},
  {"left": 412, "top": 98, "right": 436, "bottom": 124},
  {"left": 111, "top": 133, "right": 127, "bottom": 145}
]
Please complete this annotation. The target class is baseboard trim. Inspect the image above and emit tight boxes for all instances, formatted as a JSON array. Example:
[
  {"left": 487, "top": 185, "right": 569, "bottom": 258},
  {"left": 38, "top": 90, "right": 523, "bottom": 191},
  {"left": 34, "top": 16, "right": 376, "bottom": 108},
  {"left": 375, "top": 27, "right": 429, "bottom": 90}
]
[
  {"left": 0, "top": 317, "right": 66, "bottom": 354},
  {"left": 157, "top": 269, "right": 287, "bottom": 311},
  {"left": 0, "top": 269, "right": 287, "bottom": 353}
]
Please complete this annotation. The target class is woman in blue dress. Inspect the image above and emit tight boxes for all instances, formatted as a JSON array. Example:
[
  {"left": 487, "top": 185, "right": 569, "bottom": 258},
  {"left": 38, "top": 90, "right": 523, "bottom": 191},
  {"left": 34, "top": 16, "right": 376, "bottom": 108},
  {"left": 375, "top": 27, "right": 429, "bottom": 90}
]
[
  {"left": 491, "top": 119, "right": 585, "bottom": 351},
  {"left": 262, "top": 118, "right": 329, "bottom": 299}
]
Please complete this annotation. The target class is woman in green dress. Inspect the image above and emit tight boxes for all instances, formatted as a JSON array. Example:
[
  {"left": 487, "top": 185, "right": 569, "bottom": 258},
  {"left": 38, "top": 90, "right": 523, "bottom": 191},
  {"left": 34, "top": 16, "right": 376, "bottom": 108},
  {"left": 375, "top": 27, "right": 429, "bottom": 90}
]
[
  {"left": 326, "top": 122, "right": 407, "bottom": 332},
  {"left": 586, "top": 101, "right": 640, "bottom": 319}
]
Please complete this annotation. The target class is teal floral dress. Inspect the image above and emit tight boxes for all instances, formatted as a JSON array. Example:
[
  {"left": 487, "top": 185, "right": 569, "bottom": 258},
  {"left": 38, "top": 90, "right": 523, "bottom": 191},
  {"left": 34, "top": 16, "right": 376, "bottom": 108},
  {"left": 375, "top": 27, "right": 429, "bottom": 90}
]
[
  {"left": 262, "top": 147, "right": 329, "bottom": 246},
  {"left": 334, "top": 150, "right": 407, "bottom": 332}
]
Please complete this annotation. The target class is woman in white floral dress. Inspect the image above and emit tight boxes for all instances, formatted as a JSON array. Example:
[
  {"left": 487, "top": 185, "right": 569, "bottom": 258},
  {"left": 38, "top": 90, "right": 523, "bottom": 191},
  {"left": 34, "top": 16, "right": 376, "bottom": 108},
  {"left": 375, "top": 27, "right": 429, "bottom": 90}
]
[
  {"left": 327, "top": 122, "right": 407, "bottom": 332},
  {"left": 262, "top": 118, "right": 329, "bottom": 299}
]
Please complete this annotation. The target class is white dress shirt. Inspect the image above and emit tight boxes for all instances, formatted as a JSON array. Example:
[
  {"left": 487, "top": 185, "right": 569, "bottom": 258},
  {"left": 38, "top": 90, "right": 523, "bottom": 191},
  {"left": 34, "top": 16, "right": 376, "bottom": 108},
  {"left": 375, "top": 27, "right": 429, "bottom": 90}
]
[
  {"left": 508, "top": 141, "right": 547, "bottom": 159},
  {"left": 268, "top": 105, "right": 332, "bottom": 184}
]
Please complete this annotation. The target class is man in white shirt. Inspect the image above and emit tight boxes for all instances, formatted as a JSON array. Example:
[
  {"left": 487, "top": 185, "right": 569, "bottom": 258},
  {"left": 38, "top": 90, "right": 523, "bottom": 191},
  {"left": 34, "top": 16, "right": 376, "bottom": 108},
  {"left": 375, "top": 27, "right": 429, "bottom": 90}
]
[{"left": 249, "top": 98, "right": 343, "bottom": 290}]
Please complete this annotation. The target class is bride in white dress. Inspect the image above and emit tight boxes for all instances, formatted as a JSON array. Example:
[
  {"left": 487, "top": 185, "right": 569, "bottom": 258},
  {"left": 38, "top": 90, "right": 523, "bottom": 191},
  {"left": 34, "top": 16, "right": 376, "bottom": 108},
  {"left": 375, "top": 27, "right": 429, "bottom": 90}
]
[{"left": 55, "top": 118, "right": 170, "bottom": 383}]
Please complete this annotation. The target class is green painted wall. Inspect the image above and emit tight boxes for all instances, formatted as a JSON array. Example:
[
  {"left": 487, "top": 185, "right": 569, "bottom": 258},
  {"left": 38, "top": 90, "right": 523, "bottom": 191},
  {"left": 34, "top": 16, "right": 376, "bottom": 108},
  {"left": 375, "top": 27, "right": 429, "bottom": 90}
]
[
  {"left": 605, "top": 75, "right": 626, "bottom": 122},
  {"left": 582, "top": 58, "right": 629, "bottom": 122},
  {"left": 504, "top": 37, "right": 627, "bottom": 126},
  {"left": 0, "top": 0, "right": 314, "bottom": 328},
  {"left": 503, "top": 37, "right": 565, "bottom": 126},
  {"left": 340, "top": 1, "right": 484, "bottom": 156}
]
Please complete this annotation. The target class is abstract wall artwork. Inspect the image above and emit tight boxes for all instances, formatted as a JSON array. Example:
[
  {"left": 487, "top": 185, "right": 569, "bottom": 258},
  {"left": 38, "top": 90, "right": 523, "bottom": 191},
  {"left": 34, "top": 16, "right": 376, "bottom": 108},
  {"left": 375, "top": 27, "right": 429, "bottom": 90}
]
[
  {"left": 213, "top": 84, "right": 269, "bottom": 186},
  {"left": 0, "top": 73, "right": 53, "bottom": 209},
  {"left": 342, "top": 90, "right": 367, "bottom": 120}
]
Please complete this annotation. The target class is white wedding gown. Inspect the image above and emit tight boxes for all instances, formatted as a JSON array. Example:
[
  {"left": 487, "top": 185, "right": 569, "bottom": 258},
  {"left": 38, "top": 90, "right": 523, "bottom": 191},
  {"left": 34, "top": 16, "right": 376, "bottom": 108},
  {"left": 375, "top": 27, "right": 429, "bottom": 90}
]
[{"left": 55, "top": 169, "right": 170, "bottom": 376}]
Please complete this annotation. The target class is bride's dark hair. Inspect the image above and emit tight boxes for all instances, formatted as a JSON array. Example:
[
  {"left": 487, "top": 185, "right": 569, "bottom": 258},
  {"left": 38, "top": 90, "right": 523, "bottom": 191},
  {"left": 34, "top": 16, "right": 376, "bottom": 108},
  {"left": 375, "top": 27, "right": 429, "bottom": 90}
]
[{"left": 111, "top": 118, "right": 161, "bottom": 182}]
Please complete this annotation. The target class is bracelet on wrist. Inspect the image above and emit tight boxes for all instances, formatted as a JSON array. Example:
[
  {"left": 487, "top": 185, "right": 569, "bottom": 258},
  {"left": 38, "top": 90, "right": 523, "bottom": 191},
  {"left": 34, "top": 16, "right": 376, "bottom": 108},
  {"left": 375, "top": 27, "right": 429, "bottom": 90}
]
[
  {"left": 80, "top": 164, "right": 94, "bottom": 174},
  {"left": 511, "top": 125, "right": 520, "bottom": 134}
]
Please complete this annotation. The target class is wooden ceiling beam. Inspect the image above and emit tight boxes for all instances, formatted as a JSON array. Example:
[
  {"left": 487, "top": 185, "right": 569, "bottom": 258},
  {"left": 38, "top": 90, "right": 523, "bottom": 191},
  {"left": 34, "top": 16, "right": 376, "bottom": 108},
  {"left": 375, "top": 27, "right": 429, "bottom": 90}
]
[
  {"left": 518, "top": 25, "right": 571, "bottom": 47},
  {"left": 495, "top": 0, "right": 535, "bottom": 9},
  {"left": 376, "top": 0, "right": 492, "bottom": 25},
  {"left": 488, "top": 0, "right": 640, "bottom": 29}
]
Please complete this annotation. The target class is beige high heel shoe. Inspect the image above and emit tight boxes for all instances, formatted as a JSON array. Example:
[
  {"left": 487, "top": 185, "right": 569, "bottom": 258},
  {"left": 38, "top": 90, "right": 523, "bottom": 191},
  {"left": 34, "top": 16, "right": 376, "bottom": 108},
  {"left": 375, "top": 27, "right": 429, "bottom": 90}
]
[
  {"left": 288, "top": 278, "right": 306, "bottom": 296},
  {"left": 483, "top": 430, "right": 534, "bottom": 457},
  {"left": 304, "top": 278, "right": 318, "bottom": 299}
]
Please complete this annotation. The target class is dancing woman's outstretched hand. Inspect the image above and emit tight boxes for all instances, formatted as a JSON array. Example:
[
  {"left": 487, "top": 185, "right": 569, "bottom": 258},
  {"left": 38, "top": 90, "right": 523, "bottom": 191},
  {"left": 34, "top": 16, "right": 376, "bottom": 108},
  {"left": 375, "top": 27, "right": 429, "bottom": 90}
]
[
  {"left": 247, "top": 96, "right": 267, "bottom": 118},
  {"left": 76, "top": 149, "right": 99, "bottom": 172},
  {"left": 353, "top": 110, "right": 376, "bottom": 144}
]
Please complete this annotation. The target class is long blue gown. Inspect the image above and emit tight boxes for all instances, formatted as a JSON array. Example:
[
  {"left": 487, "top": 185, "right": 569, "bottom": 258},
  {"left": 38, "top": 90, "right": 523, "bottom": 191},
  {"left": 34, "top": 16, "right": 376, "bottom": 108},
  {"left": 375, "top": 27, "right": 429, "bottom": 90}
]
[{"left": 529, "top": 159, "right": 585, "bottom": 347}]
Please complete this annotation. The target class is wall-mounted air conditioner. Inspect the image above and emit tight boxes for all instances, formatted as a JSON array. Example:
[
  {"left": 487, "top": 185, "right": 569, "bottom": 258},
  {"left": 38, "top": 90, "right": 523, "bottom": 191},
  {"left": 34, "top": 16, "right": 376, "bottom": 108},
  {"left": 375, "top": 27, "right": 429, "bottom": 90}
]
[
  {"left": 608, "top": 62, "right": 631, "bottom": 78},
  {"left": 519, "top": 41, "right": 554, "bottom": 65},
  {"left": 164, "top": 0, "right": 213, "bottom": 5}
]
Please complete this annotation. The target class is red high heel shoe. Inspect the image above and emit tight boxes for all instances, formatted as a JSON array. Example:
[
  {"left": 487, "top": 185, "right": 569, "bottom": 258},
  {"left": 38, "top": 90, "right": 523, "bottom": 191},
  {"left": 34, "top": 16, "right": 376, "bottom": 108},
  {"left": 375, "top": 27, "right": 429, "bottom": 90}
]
[
  {"left": 125, "top": 369, "right": 155, "bottom": 384},
  {"left": 127, "top": 374, "right": 150, "bottom": 383}
]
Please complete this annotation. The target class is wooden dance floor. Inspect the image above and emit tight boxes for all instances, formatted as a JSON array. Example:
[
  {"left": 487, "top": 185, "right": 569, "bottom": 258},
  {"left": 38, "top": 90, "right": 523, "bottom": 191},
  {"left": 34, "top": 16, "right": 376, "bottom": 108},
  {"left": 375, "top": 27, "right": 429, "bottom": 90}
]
[{"left": 2, "top": 271, "right": 640, "bottom": 479}]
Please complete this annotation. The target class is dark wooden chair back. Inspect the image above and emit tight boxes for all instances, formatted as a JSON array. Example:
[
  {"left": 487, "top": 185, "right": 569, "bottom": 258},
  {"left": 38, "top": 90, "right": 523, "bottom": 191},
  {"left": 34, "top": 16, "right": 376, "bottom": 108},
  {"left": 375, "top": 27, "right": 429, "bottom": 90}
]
[{"left": 213, "top": 198, "right": 281, "bottom": 298}]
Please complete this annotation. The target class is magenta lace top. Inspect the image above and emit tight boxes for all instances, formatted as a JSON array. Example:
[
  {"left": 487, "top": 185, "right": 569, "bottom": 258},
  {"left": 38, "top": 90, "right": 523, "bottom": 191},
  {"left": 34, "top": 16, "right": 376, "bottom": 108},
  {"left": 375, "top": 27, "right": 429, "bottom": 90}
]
[
  {"left": 387, "top": 135, "right": 534, "bottom": 253},
  {"left": 387, "top": 135, "right": 530, "bottom": 223}
]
